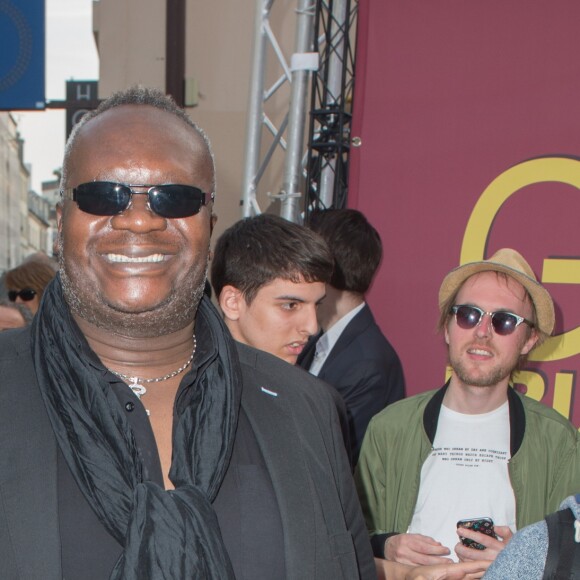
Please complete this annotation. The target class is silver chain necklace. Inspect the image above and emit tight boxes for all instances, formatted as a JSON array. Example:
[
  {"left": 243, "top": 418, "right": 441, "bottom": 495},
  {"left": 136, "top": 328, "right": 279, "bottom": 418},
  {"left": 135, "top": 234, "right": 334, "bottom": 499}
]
[{"left": 108, "top": 335, "right": 197, "bottom": 412}]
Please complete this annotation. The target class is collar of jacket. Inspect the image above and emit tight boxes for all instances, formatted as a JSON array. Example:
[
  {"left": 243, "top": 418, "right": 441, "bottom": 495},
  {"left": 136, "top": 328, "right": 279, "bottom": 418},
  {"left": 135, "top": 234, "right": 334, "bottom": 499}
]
[{"left": 422, "top": 380, "right": 526, "bottom": 457}]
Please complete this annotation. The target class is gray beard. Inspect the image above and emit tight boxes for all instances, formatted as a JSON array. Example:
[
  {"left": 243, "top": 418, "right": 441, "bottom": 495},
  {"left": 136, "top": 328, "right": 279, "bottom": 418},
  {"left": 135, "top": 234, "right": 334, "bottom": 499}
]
[{"left": 57, "top": 234, "right": 208, "bottom": 339}]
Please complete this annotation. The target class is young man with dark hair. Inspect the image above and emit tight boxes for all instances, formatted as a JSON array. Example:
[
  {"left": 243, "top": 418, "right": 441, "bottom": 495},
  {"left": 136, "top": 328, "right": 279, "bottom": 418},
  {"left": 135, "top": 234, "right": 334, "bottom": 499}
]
[
  {"left": 211, "top": 213, "right": 333, "bottom": 365},
  {"left": 298, "top": 209, "right": 405, "bottom": 463}
]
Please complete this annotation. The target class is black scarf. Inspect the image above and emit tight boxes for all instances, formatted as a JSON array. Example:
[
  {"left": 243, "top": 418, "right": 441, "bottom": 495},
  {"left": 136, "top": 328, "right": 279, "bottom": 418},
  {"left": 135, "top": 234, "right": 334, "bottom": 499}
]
[{"left": 31, "top": 277, "right": 240, "bottom": 579}]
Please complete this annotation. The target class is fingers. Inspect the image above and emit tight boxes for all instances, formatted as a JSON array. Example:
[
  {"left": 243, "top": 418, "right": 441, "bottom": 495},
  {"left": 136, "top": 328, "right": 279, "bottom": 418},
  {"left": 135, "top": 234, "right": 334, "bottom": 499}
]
[
  {"left": 405, "top": 560, "right": 491, "bottom": 580},
  {"left": 493, "top": 525, "right": 513, "bottom": 543},
  {"left": 455, "top": 560, "right": 491, "bottom": 578},
  {"left": 454, "top": 533, "right": 506, "bottom": 562},
  {"left": 455, "top": 542, "right": 497, "bottom": 563},
  {"left": 413, "top": 554, "right": 456, "bottom": 567},
  {"left": 387, "top": 533, "right": 453, "bottom": 566},
  {"left": 457, "top": 524, "right": 511, "bottom": 552}
]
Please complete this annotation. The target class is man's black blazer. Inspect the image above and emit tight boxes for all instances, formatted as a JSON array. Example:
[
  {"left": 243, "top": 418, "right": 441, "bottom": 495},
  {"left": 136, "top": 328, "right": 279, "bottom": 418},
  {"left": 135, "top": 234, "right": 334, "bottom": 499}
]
[
  {"left": 0, "top": 329, "right": 376, "bottom": 579},
  {"left": 299, "top": 304, "right": 405, "bottom": 463}
]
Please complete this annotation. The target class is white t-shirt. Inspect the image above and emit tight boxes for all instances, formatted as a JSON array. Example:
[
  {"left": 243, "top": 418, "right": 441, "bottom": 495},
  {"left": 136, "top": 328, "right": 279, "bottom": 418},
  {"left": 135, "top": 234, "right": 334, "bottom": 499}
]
[{"left": 407, "top": 401, "right": 516, "bottom": 561}]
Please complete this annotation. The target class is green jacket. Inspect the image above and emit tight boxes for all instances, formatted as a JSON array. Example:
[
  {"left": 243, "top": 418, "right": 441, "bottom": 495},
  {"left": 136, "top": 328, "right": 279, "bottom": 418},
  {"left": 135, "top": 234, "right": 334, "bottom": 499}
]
[{"left": 355, "top": 383, "right": 580, "bottom": 554}]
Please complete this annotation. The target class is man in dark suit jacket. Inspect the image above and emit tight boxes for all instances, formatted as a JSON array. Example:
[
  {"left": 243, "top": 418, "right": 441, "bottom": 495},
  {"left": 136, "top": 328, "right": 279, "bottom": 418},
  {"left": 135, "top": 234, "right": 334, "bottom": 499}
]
[
  {"left": 0, "top": 88, "right": 375, "bottom": 579},
  {"left": 211, "top": 213, "right": 353, "bottom": 458},
  {"left": 299, "top": 209, "right": 405, "bottom": 463},
  {"left": 0, "top": 306, "right": 375, "bottom": 580}
]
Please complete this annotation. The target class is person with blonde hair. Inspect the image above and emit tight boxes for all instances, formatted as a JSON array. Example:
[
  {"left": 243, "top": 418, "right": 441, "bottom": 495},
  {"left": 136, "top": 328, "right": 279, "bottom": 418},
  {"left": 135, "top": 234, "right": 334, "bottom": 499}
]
[{"left": 357, "top": 248, "right": 579, "bottom": 569}]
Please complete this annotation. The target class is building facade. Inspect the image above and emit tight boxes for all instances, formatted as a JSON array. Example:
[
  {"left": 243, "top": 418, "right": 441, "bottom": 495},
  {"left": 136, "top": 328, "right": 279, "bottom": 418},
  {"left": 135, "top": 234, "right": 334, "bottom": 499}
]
[
  {"left": 92, "top": 0, "right": 298, "bottom": 238},
  {"left": 26, "top": 190, "right": 53, "bottom": 257},
  {"left": 0, "top": 113, "right": 30, "bottom": 272}
]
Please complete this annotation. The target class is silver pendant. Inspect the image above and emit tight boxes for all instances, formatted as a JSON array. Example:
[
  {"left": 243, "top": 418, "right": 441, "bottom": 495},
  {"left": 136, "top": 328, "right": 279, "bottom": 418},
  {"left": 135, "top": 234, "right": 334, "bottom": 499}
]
[{"left": 129, "top": 377, "right": 147, "bottom": 399}]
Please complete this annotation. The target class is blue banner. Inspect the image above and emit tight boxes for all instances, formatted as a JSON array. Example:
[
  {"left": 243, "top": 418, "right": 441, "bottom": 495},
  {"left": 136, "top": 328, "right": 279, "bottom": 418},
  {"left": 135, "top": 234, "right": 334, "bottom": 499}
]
[{"left": 0, "top": 0, "right": 45, "bottom": 110}]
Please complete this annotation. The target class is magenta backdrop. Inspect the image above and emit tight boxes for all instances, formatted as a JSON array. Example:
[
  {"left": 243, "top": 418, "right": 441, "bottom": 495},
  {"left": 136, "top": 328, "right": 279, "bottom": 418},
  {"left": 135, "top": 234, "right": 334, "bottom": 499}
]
[{"left": 349, "top": 1, "right": 580, "bottom": 427}]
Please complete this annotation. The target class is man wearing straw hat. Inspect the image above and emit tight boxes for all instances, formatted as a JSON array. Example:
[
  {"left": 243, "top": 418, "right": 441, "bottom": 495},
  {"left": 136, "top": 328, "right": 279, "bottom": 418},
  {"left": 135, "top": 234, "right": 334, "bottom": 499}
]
[{"left": 356, "top": 248, "right": 580, "bottom": 569}]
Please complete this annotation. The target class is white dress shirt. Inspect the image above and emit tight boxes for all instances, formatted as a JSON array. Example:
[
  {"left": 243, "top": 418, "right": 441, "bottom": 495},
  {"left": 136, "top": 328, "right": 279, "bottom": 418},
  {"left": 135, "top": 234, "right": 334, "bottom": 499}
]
[{"left": 308, "top": 302, "right": 365, "bottom": 377}]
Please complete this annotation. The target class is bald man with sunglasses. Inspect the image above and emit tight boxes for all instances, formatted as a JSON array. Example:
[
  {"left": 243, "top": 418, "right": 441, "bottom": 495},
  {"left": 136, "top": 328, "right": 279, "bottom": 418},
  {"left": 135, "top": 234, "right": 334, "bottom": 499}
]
[
  {"left": 356, "top": 249, "right": 580, "bottom": 570},
  {"left": 0, "top": 88, "right": 375, "bottom": 580}
]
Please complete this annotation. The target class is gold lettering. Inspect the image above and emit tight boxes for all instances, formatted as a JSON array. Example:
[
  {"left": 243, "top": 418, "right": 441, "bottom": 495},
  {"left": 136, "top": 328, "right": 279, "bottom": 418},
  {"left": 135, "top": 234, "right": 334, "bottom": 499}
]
[
  {"left": 512, "top": 370, "right": 546, "bottom": 402},
  {"left": 553, "top": 372, "right": 575, "bottom": 419}
]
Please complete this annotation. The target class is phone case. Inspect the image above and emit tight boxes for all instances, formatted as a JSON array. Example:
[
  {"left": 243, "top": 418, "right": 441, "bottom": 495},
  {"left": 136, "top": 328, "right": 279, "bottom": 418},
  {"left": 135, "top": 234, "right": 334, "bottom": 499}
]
[{"left": 456, "top": 517, "right": 496, "bottom": 550}]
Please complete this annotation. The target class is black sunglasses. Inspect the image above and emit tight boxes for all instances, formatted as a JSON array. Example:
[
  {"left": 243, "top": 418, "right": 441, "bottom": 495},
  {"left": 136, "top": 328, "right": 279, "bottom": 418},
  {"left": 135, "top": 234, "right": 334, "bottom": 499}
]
[
  {"left": 451, "top": 305, "right": 534, "bottom": 336},
  {"left": 62, "top": 181, "right": 214, "bottom": 219},
  {"left": 8, "top": 288, "right": 37, "bottom": 302}
]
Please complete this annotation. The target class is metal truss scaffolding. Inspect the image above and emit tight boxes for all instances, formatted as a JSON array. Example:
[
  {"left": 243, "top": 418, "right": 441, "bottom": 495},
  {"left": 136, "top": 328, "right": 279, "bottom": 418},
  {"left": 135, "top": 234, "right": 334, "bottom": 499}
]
[
  {"left": 241, "top": 0, "right": 357, "bottom": 223},
  {"left": 304, "top": 0, "right": 357, "bottom": 220}
]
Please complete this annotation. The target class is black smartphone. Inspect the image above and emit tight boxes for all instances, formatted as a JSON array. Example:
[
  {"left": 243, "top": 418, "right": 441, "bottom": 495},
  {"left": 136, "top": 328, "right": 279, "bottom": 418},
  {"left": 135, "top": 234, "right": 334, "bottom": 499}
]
[{"left": 456, "top": 517, "right": 497, "bottom": 550}]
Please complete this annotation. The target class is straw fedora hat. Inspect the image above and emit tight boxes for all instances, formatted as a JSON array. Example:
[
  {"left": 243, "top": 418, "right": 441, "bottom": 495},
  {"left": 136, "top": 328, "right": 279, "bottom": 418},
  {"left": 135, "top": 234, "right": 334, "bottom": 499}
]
[{"left": 438, "top": 248, "right": 555, "bottom": 335}]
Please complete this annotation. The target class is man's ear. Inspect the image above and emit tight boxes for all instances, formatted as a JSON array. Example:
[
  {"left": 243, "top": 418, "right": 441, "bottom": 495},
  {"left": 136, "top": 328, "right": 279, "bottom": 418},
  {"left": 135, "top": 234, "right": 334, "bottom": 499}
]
[
  {"left": 210, "top": 213, "right": 217, "bottom": 236},
  {"left": 56, "top": 202, "right": 63, "bottom": 234},
  {"left": 219, "top": 285, "right": 245, "bottom": 322},
  {"left": 520, "top": 328, "right": 539, "bottom": 356}
]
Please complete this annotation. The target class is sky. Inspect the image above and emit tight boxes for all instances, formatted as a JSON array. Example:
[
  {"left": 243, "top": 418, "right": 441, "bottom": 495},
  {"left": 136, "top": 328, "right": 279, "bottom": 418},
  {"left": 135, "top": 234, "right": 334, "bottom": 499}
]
[{"left": 14, "top": 0, "right": 99, "bottom": 193}]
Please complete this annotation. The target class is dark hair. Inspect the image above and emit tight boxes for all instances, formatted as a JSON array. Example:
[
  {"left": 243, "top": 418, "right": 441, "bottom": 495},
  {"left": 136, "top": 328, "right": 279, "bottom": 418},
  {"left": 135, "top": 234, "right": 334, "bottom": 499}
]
[
  {"left": 5, "top": 260, "right": 57, "bottom": 299},
  {"left": 308, "top": 209, "right": 382, "bottom": 294},
  {"left": 211, "top": 214, "right": 333, "bottom": 303},
  {"left": 61, "top": 86, "right": 215, "bottom": 191}
]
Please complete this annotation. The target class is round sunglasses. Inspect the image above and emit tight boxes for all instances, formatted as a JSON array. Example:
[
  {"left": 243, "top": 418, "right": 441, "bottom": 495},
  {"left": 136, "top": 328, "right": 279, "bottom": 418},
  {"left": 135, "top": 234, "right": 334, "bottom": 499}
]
[
  {"left": 451, "top": 304, "right": 534, "bottom": 336},
  {"left": 8, "top": 288, "right": 37, "bottom": 302},
  {"left": 62, "top": 181, "right": 214, "bottom": 219}
]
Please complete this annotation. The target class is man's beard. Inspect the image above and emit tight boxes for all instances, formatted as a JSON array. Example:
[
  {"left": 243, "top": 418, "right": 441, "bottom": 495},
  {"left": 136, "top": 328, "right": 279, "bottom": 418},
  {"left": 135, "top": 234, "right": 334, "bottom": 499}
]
[
  {"left": 449, "top": 347, "right": 521, "bottom": 388},
  {"left": 450, "top": 358, "right": 513, "bottom": 387},
  {"left": 57, "top": 231, "right": 208, "bottom": 338}
]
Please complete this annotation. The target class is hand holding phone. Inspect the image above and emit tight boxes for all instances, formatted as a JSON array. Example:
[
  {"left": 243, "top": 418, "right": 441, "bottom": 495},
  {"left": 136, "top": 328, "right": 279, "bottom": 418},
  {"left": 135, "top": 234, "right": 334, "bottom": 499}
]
[{"left": 456, "top": 517, "right": 497, "bottom": 550}]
